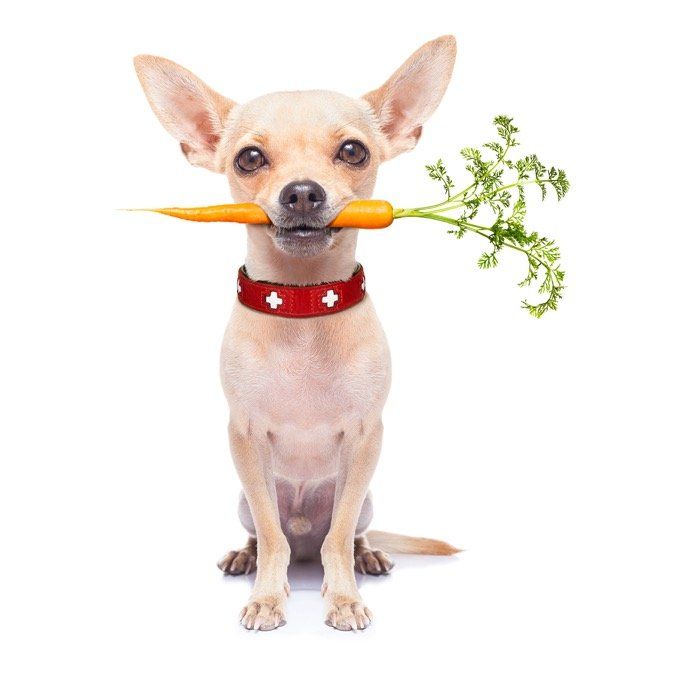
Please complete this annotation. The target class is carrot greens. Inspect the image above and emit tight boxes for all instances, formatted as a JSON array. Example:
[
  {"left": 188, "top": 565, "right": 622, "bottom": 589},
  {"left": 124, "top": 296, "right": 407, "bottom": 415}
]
[{"left": 393, "top": 117, "right": 569, "bottom": 317}]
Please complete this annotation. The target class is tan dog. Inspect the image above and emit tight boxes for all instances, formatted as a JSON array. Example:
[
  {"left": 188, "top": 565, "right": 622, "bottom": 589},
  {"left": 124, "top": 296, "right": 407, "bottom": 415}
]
[{"left": 134, "top": 35, "right": 458, "bottom": 631}]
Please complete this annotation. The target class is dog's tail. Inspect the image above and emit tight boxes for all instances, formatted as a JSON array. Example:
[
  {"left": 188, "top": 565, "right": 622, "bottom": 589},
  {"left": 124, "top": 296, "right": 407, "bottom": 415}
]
[{"left": 365, "top": 530, "right": 461, "bottom": 556}]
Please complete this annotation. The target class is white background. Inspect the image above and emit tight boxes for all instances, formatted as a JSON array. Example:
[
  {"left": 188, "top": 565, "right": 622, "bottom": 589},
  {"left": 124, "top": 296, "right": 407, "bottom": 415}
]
[{"left": 1, "top": 1, "right": 673, "bottom": 672}]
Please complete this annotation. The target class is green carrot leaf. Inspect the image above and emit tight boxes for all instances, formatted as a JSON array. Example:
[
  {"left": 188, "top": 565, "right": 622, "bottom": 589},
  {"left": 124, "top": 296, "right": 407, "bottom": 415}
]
[{"left": 396, "top": 116, "right": 569, "bottom": 317}]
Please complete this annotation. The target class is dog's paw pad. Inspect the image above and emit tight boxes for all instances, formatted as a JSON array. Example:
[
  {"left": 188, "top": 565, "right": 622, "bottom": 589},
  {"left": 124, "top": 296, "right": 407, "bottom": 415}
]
[
  {"left": 355, "top": 547, "right": 394, "bottom": 576},
  {"left": 218, "top": 547, "right": 256, "bottom": 575}
]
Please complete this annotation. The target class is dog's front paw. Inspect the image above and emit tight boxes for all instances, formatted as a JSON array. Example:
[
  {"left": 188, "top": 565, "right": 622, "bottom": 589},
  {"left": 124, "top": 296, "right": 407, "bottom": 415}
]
[
  {"left": 240, "top": 589, "right": 288, "bottom": 631},
  {"left": 323, "top": 590, "right": 373, "bottom": 631}
]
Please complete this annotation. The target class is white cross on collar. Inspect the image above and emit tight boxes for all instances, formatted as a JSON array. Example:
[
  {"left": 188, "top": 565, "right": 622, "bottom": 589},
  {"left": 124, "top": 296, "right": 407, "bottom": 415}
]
[
  {"left": 265, "top": 291, "right": 283, "bottom": 309},
  {"left": 321, "top": 289, "right": 339, "bottom": 308}
]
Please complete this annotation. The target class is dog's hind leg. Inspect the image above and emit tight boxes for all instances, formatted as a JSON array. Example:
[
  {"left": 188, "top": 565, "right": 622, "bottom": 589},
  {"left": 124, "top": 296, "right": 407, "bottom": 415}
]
[
  {"left": 352, "top": 492, "right": 394, "bottom": 575},
  {"left": 217, "top": 491, "right": 258, "bottom": 575}
]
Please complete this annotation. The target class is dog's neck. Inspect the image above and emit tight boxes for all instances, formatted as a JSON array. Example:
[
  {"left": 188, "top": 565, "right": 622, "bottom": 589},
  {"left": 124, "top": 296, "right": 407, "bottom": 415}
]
[{"left": 243, "top": 225, "right": 360, "bottom": 285}]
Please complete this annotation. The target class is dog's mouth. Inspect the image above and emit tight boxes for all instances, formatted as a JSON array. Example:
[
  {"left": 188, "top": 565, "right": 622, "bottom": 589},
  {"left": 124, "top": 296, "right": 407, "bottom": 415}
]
[
  {"left": 269, "top": 210, "right": 336, "bottom": 234},
  {"left": 274, "top": 222, "right": 333, "bottom": 239},
  {"left": 266, "top": 210, "right": 342, "bottom": 256}
]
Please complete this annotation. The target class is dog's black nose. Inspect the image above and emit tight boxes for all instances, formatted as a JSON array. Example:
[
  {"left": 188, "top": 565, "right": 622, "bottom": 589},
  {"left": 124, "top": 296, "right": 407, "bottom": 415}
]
[{"left": 279, "top": 180, "right": 326, "bottom": 214}]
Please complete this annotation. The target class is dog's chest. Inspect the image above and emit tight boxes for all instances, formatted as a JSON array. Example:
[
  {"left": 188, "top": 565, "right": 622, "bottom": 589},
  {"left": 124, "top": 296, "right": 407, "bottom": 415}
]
[{"left": 221, "top": 300, "right": 390, "bottom": 429}]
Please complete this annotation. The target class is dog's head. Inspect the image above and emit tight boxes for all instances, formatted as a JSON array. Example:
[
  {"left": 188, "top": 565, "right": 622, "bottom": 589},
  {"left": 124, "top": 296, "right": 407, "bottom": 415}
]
[{"left": 134, "top": 36, "right": 456, "bottom": 258}]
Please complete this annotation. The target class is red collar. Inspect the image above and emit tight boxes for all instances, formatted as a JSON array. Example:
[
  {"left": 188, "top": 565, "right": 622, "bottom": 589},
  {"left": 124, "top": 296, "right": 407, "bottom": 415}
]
[{"left": 236, "top": 264, "right": 366, "bottom": 318}]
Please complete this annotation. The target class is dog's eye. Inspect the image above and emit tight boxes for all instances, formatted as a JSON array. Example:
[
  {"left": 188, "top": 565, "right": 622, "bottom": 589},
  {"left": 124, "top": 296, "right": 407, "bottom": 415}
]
[
  {"left": 337, "top": 140, "right": 368, "bottom": 166},
  {"left": 236, "top": 147, "right": 266, "bottom": 172}
]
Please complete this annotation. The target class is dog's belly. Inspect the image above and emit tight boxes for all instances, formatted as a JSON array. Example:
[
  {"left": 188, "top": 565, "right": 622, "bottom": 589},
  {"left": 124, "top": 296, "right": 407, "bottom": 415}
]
[{"left": 277, "top": 475, "right": 336, "bottom": 560}]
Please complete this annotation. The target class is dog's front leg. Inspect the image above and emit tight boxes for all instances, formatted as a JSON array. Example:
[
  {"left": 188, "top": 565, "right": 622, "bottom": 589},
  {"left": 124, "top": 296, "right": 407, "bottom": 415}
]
[
  {"left": 321, "top": 419, "right": 383, "bottom": 630},
  {"left": 228, "top": 418, "right": 290, "bottom": 630}
]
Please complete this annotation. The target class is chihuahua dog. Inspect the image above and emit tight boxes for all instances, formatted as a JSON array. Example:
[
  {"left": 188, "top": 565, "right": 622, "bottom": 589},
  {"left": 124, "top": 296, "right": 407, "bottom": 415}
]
[{"left": 134, "top": 35, "right": 458, "bottom": 631}]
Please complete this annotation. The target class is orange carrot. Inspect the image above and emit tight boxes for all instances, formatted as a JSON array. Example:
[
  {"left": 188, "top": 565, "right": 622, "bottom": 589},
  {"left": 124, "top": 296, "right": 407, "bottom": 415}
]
[
  {"left": 142, "top": 203, "right": 271, "bottom": 224},
  {"left": 133, "top": 200, "right": 394, "bottom": 229},
  {"left": 330, "top": 200, "right": 393, "bottom": 229}
]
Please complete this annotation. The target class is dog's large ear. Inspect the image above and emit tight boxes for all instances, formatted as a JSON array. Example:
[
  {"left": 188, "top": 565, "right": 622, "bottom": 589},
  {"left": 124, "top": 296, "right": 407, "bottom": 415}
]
[
  {"left": 362, "top": 36, "right": 456, "bottom": 159},
  {"left": 133, "top": 55, "right": 236, "bottom": 171}
]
